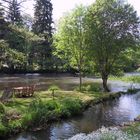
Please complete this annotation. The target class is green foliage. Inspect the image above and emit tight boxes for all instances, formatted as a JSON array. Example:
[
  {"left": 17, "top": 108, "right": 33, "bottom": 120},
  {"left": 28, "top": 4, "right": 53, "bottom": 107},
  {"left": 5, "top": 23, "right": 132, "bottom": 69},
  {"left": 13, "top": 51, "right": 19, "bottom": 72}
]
[
  {"left": 33, "top": 0, "right": 53, "bottom": 38},
  {"left": 23, "top": 98, "right": 83, "bottom": 127},
  {"left": 85, "top": 0, "right": 139, "bottom": 91},
  {"left": 0, "top": 103, "right": 5, "bottom": 114},
  {"left": 48, "top": 85, "right": 60, "bottom": 92},
  {"left": 23, "top": 99, "right": 61, "bottom": 127},
  {"left": 33, "top": 0, "right": 53, "bottom": 69},
  {"left": 123, "top": 122, "right": 140, "bottom": 135},
  {"left": 60, "top": 98, "right": 83, "bottom": 117},
  {"left": 7, "top": 0, "right": 23, "bottom": 25},
  {"left": 55, "top": 5, "right": 87, "bottom": 68},
  {"left": 48, "top": 85, "right": 60, "bottom": 100},
  {"left": 0, "top": 123, "right": 8, "bottom": 137},
  {"left": 54, "top": 5, "right": 88, "bottom": 89},
  {"left": 110, "top": 75, "right": 140, "bottom": 83},
  {"left": 76, "top": 83, "right": 102, "bottom": 92},
  {"left": 0, "top": 39, "right": 26, "bottom": 70},
  {"left": 1, "top": 24, "right": 44, "bottom": 71}
]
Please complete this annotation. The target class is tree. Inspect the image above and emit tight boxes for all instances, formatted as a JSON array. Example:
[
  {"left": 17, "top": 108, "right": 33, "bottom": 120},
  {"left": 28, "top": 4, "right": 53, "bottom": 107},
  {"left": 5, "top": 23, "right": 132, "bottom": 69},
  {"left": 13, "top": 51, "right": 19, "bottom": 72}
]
[
  {"left": 0, "top": 2, "right": 7, "bottom": 39},
  {"left": 54, "top": 5, "right": 87, "bottom": 90},
  {"left": 7, "top": 0, "right": 23, "bottom": 25},
  {"left": 6, "top": 24, "right": 43, "bottom": 71},
  {"left": 33, "top": 0, "right": 53, "bottom": 70},
  {"left": 33, "top": 0, "right": 53, "bottom": 38},
  {"left": 0, "top": 39, "right": 26, "bottom": 71},
  {"left": 85, "top": 0, "right": 140, "bottom": 92}
]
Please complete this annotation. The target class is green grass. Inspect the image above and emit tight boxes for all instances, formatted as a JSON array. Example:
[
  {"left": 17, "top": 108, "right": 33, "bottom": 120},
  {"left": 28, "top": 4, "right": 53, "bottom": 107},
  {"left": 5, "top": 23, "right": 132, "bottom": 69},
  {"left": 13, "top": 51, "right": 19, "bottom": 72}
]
[
  {"left": 122, "top": 122, "right": 140, "bottom": 138},
  {"left": 110, "top": 75, "right": 140, "bottom": 83},
  {"left": 75, "top": 82, "right": 102, "bottom": 92}
]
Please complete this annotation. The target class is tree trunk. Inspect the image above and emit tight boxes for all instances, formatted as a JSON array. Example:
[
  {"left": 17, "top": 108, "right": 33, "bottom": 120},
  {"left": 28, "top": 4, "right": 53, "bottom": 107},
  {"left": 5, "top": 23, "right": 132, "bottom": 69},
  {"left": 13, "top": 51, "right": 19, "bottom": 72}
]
[
  {"left": 0, "top": 88, "right": 13, "bottom": 102},
  {"left": 79, "top": 70, "right": 82, "bottom": 91},
  {"left": 102, "top": 74, "right": 110, "bottom": 92}
]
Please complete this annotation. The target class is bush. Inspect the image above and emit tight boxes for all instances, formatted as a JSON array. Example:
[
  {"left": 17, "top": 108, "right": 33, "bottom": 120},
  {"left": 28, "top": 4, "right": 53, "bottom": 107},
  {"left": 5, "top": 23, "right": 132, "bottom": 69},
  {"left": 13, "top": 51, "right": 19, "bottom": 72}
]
[
  {"left": 0, "top": 103, "right": 5, "bottom": 114},
  {"left": 8, "top": 120, "right": 22, "bottom": 131},
  {"left": 0, "top": 123, "right": 8, "bottom": 137},
  {"left": 23, "top": 97, "right": 83, "bottom": 127},
  {"left": 61, "top": 98, "right": 83, "bottom": 117},
  {"left": 48, "top": 85, "right": 60, "bottom": 100},
  {"left": 23, "top": 99, "right": 62, "bottom": 127},
  {"left": 1, "top": 109, "right": 21, "bottom": 125}
]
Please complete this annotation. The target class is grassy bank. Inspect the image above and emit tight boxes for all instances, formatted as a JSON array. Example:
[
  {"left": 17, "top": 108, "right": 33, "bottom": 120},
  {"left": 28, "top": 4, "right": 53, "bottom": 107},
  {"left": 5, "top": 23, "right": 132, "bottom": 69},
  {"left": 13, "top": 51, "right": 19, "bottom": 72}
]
[
  {"left": 110, "top": 75, "right": 140, "bottom": 83},
  {"left": 0, "top": 85, "right": 138, "bottom": 138},
  {"left": 122, "top": 116, "right": 140, "bottom": 136}
]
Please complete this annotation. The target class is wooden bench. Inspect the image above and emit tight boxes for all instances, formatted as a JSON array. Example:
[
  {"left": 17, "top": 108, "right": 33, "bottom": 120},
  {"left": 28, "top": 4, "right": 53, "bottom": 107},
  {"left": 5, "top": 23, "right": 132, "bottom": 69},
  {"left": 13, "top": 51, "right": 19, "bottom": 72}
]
[{"left": 13, "top": 85, "right": 36, "bottom": 98}]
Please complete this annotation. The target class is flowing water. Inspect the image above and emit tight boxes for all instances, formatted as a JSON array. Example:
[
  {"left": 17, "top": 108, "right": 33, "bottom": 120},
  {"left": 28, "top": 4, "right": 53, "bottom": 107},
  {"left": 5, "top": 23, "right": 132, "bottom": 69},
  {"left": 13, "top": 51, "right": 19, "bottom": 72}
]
[
  {"left": 0, "top": 73, "right": 139, "bottom": 92},
  {"left": 0, "top": 73, "right": 140, "bottom": 140}
]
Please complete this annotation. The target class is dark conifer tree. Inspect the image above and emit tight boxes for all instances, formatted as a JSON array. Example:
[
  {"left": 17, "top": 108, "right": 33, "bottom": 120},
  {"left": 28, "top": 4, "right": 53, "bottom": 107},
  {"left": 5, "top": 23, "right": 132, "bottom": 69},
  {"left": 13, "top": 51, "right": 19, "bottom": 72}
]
[
  {"left": 33, "top": 0, "right": 53, "bottom": 38},
  {"left": 0, "top": 2, "right": 7, "bottom": 39},
  {"left": 33, "top": 0, "right": 53, "bottom": 70},
  {"left": 7, "top": 0, "right": 23, "bottom": 25}
]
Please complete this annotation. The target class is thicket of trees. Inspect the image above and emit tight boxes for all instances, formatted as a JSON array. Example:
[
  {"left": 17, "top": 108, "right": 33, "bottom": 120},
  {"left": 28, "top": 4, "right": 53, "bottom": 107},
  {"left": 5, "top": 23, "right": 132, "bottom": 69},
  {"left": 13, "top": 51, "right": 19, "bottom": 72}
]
[
  {"left": 0, "top": 0, "right": 53, "bottom": 72},
  {"left": 55, "top": 0, "right": 140, "bottom": 91},
  {"left": 0, "top": 0, "right": 140, "bottom": 91}
]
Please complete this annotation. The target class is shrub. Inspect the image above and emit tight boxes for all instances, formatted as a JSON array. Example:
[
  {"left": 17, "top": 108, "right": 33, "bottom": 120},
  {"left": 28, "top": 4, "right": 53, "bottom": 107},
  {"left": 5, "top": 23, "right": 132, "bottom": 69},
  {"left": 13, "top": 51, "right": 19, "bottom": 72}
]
[
  {"left": 61, "top": 98, "right": 83, "bottom": 117},
  {"left": 23, "top": 99, "right": 62, "bottom": 127},
  {"left": 0, "top": 103, "right": 5, "bottom": 114},
  {"left": 48, "top": 85, "right": 60, "bottom": 100},
  {"left": 0, "top": 123, "right": 8, "bottom": 137},
  {"left": 8, "top": 120, "right": 22, "bottom": 131},
  {"left": 75, "top": 82, "right": 102, "bottom": 92}
]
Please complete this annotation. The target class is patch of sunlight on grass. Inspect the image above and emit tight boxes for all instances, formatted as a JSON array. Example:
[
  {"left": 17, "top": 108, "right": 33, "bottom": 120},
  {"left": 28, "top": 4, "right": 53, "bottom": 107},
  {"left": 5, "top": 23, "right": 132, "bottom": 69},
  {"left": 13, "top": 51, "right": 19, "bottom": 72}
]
[{"left": 1, "top": 90, "right": 112, "bottom": 116}]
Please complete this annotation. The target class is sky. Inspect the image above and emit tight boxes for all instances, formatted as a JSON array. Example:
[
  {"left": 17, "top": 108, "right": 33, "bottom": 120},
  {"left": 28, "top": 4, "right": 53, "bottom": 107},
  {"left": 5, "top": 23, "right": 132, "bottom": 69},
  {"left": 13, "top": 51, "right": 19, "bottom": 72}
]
[
  {"left": 23, "top": 0, "right": 140, "bottom": 20},
  {"left": 23, "top": 0, "right": 94, "bottom": 20}
]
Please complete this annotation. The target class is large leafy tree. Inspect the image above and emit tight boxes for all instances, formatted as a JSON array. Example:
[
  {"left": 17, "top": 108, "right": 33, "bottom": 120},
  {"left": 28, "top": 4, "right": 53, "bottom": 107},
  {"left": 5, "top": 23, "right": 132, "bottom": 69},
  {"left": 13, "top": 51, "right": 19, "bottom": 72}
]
[
  {"left": 85, "top": 0, "right": 140, "bottom": 91},
  {"left": 0, "top": 39, "right": 26, "bottom": 70},
  {"left": 33, "top": 0, "right": 53, "bottom": 70},
  {"left": 55, "top": 5, "right": 87, "bottom": 90},
  {"left": 6, "top": 25, "right": 43, "bottom": 71}
]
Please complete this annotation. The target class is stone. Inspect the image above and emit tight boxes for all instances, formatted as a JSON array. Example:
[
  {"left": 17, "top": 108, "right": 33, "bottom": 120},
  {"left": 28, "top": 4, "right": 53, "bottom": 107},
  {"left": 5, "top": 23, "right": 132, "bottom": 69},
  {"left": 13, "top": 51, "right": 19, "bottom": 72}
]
[{"left": 134, "top": 116, "right": 140, "bottom": 122}]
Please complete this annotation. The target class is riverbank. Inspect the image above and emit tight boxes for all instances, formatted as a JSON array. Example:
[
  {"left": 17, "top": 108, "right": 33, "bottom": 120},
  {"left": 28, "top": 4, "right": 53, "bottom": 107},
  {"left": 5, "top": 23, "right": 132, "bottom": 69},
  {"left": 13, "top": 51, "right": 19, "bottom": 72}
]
[
  {"left": 0, "top": 88, "right": 139, "bottom": 138},
  {"left": 68, "top": 125, "right": 140, "bottom": 140},
  {"left": 110, "top": 75, "right": 140, "bottom": 83},
  {"left": 68, "top": 116, "right": 140, "bottom": 140},
  {"left": 122, "top": 115, "right": 140, "bottom": 136}
]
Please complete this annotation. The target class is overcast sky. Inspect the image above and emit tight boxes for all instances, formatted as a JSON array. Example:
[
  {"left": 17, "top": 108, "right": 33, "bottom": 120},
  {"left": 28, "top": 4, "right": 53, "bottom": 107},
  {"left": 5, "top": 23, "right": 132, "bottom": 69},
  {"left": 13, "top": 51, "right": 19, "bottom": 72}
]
[{"left": 23, "top": 0, "right": 140, "bottom": 20}]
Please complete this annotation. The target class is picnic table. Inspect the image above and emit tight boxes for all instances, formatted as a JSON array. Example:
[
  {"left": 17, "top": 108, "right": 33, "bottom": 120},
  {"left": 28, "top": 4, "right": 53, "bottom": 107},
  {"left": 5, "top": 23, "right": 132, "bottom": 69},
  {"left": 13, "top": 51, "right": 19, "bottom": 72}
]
[{"left": 13, "top": 85, "right": 35, "bottom": 98}]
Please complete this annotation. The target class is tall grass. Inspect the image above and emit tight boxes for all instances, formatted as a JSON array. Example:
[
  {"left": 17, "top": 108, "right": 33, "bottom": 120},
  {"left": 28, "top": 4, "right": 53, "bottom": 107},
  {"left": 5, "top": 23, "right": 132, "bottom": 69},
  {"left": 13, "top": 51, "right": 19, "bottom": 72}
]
[
  {"left": 23, "top": 98, "right": 83, "bottom": 128},
  {"left": 75, "top": 82, "right": 102, "bottom": 92},
  {"left": 0, "top": 97, "right": 83, "bottom": 135}
]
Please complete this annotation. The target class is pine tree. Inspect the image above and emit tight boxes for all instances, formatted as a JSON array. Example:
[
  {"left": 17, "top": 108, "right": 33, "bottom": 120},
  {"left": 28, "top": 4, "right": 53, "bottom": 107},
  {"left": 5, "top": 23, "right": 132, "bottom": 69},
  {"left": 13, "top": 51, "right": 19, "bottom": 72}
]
[
  {"left": 0, "top": 2, "right": 7, "bottom": 39},
  {"left": 33, "top": 0, "right": 53, "bottom": 70},
  {"left": 33, "top": 0, "right": 53, "bottom": 39},
  {"left": 7, "top": 0, "right": 23, "bottom": 25}
]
